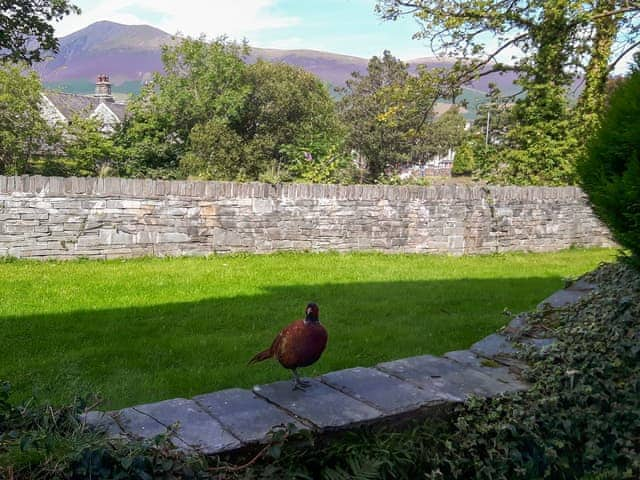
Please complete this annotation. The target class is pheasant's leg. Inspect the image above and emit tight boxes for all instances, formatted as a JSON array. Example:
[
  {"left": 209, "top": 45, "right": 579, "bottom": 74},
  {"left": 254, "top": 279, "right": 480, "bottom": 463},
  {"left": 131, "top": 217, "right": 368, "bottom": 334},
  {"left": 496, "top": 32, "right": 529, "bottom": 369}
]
[{"left": 292, "top": 368, "right": 311, "bottom": 391}]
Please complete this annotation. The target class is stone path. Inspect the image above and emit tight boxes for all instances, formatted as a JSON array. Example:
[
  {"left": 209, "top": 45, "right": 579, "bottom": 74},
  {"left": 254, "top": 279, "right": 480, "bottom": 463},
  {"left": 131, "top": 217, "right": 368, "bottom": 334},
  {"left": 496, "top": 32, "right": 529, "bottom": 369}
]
[{"left": 82, "top": 279, "right": 598, "bottom": 456}]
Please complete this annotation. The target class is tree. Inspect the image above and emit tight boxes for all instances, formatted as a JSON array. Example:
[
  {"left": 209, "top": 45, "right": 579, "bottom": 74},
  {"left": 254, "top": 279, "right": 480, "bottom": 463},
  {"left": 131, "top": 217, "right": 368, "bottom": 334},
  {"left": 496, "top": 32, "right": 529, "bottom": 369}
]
[
  {"left": 181, "top": 60, "right": 344, "bottom": 181},
  {"left": 242, "top": 60, "right": 343, "bottom": 172},
  {"left": 0, "top": 62, "right": 53, "bottom": 174},
  {"left": 117, "top": 36, "right": 250, "bottom": 177},
  {"left": 472, "top": 85, "right": 515, "bottom": 146},
  {"left": 338, "top": 51, "right": 413, "bottom": 180},
  {"left": 338, "top": 50, "right": 466, "bottom": 180},
  {"left": 377, "top": 0, "right": 640, "bottom": 184},
  {"left": 180, "top": 118, "right": 248, "bottom": 180},
  {"left": 453, "top": 86, "right": 516, "bottom": 178},
  {"left": 338, "top": 51, "right": 457, "bottom": 180},
  {"left": 0, "top": 0, "right": 80, "bottom": 64},
  {"left": 120, "top": 37, "right": 344, "bottom": 181},
  {"left": 579, "top": 59, "right": 640, "bottom": 262},
  {"left": 63, "top": 115, "right": 124, "bottom": 176},
  {"left": 418, "top": 106, "right": 468, "bottom": 160}
]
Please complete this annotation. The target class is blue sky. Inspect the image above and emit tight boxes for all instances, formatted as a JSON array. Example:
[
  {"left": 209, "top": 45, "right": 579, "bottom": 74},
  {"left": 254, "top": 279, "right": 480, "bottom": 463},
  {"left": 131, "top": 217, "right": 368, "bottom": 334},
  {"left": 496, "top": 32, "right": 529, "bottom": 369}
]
[
  {"left": 53, "top": 0, "right": 637, "bottom": 71},
  {"left": 54, "top": 0, "right": 437, "bottom": 60}
]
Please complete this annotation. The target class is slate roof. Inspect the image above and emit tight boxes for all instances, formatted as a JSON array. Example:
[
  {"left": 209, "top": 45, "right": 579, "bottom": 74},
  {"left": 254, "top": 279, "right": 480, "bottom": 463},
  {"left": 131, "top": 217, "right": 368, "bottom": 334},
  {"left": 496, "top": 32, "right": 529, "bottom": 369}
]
[
  {"left": 105, "top": 102, "right": 126, "bottom": 122},
  {"left": 43, "top": 91, "right": 127, "bottom": 122}
]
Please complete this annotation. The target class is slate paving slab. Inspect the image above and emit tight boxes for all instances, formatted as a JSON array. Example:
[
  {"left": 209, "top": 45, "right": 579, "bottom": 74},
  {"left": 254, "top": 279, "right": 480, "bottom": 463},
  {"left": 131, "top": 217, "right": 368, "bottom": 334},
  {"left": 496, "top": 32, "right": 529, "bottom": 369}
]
[
  {"left": 538, "top": 289, "right": 589, "bottom": 309},
  {"left": 81, "top": 410, "right": 124, "bottom": 437},
  {"left": 378, "top": 354, "right": 523, "bottom": 399},
  {"left": 321, "top": 366, "right": 451, "bottom": 414},
  {"left": 470, "top": 333, "right": 518, "bottom": 358},
  {"left": 444, "top": 349, "right": 482, "bottom": 368},
  {"left": 522, "top": 337, "right": 556, "bottom": 352},
  {"left": 469, "top": 333, "right": 549, "bottom": 371},
  {"left": 252, "top": 378, "right": 383, "bottom": 430},
  {"left": 114, "top": 406, "right": 185, "bottom": 445},
  {"left": 503, "top": 314, "right": 529, "bottom": 335},
  {"left": 444, "top": 349, "right": 521, "bottom": 383},
  {"left": 567, "top": 279, "right": 598, "bottom": 292},
  {"left": 128, "top": 398, "right": 241, "bottom": 454},
  {"left": 194, "top": 388, "right": 307, "bottom": 444}
]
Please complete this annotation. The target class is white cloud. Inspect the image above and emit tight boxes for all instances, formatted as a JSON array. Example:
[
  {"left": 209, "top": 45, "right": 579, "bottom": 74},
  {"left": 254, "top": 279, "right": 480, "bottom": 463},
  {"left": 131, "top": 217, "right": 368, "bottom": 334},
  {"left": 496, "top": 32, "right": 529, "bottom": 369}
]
[{"left": 54, "top": 0, "right": 300, "bottom": 40}]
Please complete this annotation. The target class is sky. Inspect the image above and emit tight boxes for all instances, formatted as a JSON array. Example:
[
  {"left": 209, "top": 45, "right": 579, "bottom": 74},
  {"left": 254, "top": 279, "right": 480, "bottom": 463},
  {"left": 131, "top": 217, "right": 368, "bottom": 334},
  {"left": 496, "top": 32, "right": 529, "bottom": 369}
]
[
  {"left": 53, "top": 0, "right": 438, "bottom": 60},
  {"left": 53, "top": 0, "right": 636, "bottom": 72}
]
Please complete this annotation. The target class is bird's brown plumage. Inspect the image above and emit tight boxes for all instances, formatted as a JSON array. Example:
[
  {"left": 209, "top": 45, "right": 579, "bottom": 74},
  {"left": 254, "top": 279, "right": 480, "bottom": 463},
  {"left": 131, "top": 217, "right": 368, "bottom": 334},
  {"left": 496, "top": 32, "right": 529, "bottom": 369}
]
[{"left": 249, "top": 304, "right": 328, "bottom": 371}]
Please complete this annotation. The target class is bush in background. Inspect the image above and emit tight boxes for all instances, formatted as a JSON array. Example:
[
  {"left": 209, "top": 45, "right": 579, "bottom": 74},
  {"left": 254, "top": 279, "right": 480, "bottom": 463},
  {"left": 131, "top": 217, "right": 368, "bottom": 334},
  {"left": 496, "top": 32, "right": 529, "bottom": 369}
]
[{"left": 579, "top": 62, "right": 640, "bottom": 261}]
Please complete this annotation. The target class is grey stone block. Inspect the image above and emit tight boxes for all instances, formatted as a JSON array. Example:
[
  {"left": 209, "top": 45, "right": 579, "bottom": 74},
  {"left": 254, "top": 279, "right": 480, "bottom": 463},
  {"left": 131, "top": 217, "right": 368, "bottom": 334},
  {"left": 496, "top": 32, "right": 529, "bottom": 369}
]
[
  {"left": 113, "top": 406, "right": 173, "bottom": 441},
  {"left": 99, "top": 229, "right": 134, "bottom": 245},
  {"left": 471, "top": 334, "right": 518, "bottom": 358},
  {"left": 378, "top": 354, "right": 521, "bottom": 400},
  {"left": 522, "top": 337, "right": 557, "bottom": 352},
  {"left": 157, "top": 232, "right": 190, "bottom": 243},
  {"left": 471, "top": 361, "right": 528, "bottom": 388},
  {"left": 81, "top": 411, "right": 124, "bottom": 437},
  {"left": 567, "top": 279, "right": 598, "bottom": 292},
  {"left": 538, "top": 289, "right": 589, "bottom": 309},
  {"left": 123, "top": 398, "right": 241, "bottom": 454},
  {"left": 444, "top": 349, "right": 482, "bottom": 367},
  {"left": 252, "top": 379, "right": 383, "bottom": 430},
  {"left": 321, "top": 367, "right": 449, "bottom": 414},
  {"left": 194, "top": 388, "right": 306, "bottom": 444},
  {"left": 504, "top": 314, "right": 529, "bottom": 335}
]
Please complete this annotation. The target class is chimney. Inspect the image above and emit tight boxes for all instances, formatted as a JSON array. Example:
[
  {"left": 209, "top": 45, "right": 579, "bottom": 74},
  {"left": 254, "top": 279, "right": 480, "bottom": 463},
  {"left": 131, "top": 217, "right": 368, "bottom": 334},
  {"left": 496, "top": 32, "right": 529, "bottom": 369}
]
[{"left": 94, "top": 74, "right": 114, "bottom": 103}]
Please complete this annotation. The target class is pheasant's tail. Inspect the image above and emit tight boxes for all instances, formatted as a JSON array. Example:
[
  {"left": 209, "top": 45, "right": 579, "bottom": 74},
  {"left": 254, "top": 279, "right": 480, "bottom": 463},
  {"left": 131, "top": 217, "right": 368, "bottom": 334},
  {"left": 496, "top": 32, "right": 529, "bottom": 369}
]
[{"left": 248, "top": 348, "right": 272, "bottom": 365}]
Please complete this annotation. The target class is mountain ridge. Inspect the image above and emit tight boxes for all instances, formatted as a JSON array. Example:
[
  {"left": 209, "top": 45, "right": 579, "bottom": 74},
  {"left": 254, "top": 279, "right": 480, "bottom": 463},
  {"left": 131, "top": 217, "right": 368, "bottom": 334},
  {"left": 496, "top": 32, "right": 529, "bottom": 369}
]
[{"left": 36, "top": 20, "right": 517, "bottom": 95}]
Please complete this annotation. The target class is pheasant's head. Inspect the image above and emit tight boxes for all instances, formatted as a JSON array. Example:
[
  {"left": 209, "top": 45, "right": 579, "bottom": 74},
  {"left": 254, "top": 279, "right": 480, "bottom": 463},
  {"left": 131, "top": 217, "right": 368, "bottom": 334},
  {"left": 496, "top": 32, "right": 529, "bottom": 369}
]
[{"left": 305, "top": 302, "right": 320, "bottom": 323}]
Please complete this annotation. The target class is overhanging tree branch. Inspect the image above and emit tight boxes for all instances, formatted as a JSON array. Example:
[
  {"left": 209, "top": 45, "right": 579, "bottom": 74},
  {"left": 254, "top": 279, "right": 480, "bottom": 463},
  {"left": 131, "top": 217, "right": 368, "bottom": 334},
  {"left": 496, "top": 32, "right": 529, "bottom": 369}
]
[{"left": 608, "top": 38, "right": 640, "bottom": 71}]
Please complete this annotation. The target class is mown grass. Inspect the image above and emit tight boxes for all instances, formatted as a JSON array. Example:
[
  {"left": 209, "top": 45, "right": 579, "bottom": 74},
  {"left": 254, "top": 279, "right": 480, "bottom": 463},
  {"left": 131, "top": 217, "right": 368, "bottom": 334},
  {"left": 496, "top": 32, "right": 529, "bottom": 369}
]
[{"left": 0, "top": 249, "right": 616, "bottom": 409}]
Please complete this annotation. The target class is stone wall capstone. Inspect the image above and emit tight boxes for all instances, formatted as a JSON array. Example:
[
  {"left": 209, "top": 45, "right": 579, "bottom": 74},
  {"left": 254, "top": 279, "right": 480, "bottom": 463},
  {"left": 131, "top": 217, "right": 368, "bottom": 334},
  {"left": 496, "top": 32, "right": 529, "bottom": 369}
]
[{"left": 0, "top": 175, "right": 614, "bottom": 259}]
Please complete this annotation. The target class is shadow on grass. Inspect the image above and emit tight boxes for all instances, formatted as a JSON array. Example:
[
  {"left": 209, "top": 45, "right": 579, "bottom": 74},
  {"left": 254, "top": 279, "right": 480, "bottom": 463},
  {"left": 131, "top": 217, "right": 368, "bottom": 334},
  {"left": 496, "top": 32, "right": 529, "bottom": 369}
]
[{"left": 1, "top": 276, "right": 560, "bottom": 409}]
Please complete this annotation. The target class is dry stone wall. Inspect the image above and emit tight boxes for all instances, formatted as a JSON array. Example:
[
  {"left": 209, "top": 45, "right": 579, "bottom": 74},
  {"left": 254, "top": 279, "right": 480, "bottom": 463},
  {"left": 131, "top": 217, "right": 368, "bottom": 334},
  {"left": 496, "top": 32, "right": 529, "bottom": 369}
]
[{"left": 0, "top": 175, "right": 614, "bottom": 259}]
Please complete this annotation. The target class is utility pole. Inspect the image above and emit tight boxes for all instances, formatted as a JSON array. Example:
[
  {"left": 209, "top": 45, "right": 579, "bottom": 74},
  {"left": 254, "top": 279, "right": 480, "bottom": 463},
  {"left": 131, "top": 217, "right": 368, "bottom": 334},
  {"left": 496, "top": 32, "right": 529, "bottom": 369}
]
[{"left": 485, "top": 108, "right": 491, "bottom": 145}]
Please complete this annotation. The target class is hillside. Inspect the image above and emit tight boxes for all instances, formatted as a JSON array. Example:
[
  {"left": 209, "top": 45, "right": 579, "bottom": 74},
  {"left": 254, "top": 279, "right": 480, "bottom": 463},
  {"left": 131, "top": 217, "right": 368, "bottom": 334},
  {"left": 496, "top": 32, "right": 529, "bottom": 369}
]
[{"left": 36, "top": 20, "right": 519, "bottom": 97}]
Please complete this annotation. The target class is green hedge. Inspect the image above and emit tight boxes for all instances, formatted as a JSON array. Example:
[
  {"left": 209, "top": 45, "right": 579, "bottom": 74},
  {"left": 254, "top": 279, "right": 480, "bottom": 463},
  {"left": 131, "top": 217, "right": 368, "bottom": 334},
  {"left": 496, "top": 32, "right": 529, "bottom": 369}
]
[{"left": 579, "top": 68, "right": 640, "bottom": 260}]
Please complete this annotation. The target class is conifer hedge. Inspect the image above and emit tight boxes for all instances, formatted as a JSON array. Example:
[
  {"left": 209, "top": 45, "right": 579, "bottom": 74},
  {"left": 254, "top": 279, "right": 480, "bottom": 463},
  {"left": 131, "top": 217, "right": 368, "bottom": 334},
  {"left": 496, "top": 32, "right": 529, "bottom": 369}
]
[{"left": 579, "top": 65, "right": 640, "bottom": 261}]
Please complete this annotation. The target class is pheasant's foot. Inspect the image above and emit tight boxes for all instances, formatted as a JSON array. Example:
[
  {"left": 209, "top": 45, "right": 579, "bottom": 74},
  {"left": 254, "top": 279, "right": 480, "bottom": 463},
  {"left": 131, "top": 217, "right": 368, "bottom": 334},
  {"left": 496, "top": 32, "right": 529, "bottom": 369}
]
[
  {"left": 291, "top": 368, "right": 312, "bottom": 391},
  {"left": 292, "top": 378, "right": 311, "bottom": 391}
]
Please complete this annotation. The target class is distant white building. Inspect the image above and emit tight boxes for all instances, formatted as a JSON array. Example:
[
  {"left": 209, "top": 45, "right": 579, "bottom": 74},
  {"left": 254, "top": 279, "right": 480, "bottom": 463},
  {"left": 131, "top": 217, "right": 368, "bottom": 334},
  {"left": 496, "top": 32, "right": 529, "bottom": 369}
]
[
  {"left": 398, "top": 103, "right": 469, "bottom": 178},
  {"left": 40, "top": 75, "right": 126, "bottom": 134}
]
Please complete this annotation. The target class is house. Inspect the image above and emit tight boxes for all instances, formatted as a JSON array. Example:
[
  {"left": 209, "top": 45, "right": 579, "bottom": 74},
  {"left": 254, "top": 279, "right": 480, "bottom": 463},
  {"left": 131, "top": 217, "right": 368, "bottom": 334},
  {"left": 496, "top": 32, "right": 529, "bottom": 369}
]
[{"left": 40, "top": 75, "right": 126, "bottom": 133}]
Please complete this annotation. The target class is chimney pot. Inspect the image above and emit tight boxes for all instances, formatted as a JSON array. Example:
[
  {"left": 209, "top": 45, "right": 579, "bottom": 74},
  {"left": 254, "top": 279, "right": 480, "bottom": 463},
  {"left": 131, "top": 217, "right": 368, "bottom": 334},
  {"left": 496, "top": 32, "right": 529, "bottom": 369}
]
[{"left": 95, "top": 73, "right": 114, "bottom": 103}]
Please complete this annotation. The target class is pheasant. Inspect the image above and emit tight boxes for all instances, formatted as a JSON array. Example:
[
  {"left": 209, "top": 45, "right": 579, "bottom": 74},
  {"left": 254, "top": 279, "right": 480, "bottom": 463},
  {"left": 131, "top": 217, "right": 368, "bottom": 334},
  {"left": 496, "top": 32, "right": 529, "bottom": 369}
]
[{"left": 249, "top": 302, "right": 328, "bottom": 390}]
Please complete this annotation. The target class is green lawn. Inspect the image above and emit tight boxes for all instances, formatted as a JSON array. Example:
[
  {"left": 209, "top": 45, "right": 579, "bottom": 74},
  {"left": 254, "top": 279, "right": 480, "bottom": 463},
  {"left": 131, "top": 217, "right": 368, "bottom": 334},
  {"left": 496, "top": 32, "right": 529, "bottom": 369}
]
[{"left": 0, "top": 249, "right": 616, "bottom": 409}]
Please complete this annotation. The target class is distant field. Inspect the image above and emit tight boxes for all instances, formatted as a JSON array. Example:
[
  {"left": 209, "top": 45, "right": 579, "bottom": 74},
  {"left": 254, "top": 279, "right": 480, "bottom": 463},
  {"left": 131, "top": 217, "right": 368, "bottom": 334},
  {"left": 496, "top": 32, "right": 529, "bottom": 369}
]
[
  {"left": 0, "top": 249, "right": 616, "bottom": 409},
  {"left": 44, "top": 79, "right": 141, "bottom": 97}
]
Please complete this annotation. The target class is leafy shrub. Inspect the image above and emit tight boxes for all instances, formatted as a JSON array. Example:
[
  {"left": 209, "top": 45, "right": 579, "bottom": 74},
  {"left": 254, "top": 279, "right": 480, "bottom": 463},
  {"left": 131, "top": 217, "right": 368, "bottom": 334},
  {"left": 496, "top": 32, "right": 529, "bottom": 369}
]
[
  {"left": 579, "top": 68, "right": 640, "bottom": 260},
  {"left": 0, "top": 384, "right": 208, "bottom": 479},
  {"left": 280, "top": 136, "right": 355, "bottom": 184},
  {"left": 451, "top": 140, "right": 477, "bottom": 176}
]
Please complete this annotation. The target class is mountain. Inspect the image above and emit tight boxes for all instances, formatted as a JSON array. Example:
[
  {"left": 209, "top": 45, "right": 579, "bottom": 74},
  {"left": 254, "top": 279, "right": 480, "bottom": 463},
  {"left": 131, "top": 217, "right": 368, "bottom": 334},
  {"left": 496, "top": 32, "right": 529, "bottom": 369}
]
[
  {"left": 36, "top": 21, "right": 171, "bottom": 84},
  {"left": 36, "top": 21, "right": 519, "bottom": 96},
  {"left": 246, "top": 48, "right": 371, "bottom": 87}
]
